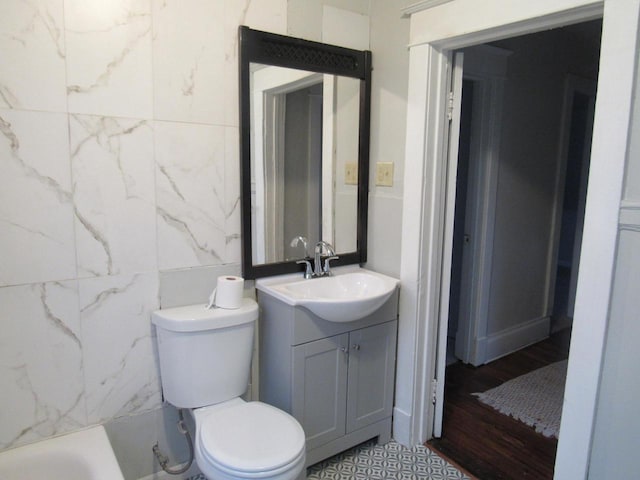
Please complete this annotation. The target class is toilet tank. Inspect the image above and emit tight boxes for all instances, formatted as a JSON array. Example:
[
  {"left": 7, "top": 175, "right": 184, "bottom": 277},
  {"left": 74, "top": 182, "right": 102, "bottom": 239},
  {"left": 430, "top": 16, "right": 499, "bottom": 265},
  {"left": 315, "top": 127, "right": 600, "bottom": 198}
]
[{"left": 151, "top": 298, "right": 258, "bottom": 408}]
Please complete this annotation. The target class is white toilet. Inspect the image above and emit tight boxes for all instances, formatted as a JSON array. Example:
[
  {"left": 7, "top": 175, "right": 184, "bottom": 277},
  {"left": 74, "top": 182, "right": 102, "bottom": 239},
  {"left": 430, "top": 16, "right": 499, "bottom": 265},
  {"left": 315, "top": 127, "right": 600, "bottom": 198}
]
[{"left": 152, "top": 298, "right": 306, "bottom": 480}]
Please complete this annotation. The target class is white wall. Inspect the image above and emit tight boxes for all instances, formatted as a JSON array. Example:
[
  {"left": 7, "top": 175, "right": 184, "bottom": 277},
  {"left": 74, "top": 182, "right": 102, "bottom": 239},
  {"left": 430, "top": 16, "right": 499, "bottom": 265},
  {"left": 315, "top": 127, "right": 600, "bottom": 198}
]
[
  {"left": 288, "top": 0, "right": 371, "bottom": 42},
  {"left": 319, "top": 5, "right": 369, "bottom": 255},
  {"left": 485, "top": 28, "right": 599, "bottom": 342},
  {"left": 487, "top": 32, "right": 566, "bottom": 336},
  {"left": 366, "top": 1, "right": 410, "bottom": 278},
  {"left": 588, "top": 45, "right": 640, "bottom": 478}
]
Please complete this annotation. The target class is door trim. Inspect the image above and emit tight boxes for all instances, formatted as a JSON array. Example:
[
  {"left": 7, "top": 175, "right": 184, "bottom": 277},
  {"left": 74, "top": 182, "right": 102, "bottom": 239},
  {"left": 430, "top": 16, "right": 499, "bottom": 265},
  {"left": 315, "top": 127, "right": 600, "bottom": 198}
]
[
  {"left": 397, "top": 1, "right": 640, "bottom": 479},
  {"left": 547, "top": 75, "right": 597, "bottom": 320},
  {"left": 453, "top": 45, "right": 510, "bottom": 366},
  {"left": 433, "top": 50, "right": 464, "bottom": 438}
]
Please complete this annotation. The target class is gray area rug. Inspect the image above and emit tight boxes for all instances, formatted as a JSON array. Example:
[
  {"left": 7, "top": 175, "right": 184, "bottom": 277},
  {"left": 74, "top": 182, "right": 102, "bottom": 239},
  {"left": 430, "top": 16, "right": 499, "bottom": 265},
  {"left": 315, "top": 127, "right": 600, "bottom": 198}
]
[
  {"left": 307, "top": 440, "right": 470, "bottom": 479},
  {"left": 473, "top": 360, "right": 568, "bottom": 438}
]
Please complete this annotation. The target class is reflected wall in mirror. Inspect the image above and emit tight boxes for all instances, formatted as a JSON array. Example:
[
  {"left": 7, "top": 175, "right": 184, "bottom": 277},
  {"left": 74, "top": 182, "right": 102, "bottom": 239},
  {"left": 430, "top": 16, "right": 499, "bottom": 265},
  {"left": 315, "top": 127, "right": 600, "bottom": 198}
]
[{"left": 239, "top": 27, "right": 371, "bottom": 279}]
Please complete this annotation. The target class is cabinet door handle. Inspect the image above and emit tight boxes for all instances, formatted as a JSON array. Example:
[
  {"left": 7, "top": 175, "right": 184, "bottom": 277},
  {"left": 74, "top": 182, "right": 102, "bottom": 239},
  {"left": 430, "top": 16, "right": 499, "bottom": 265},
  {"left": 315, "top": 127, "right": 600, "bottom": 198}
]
[
  {"left": 352, "top": 344, "right": 360, "bottom": 351},
  {"left": 340, "top": 346, "right": 348, "bottom": 353}
]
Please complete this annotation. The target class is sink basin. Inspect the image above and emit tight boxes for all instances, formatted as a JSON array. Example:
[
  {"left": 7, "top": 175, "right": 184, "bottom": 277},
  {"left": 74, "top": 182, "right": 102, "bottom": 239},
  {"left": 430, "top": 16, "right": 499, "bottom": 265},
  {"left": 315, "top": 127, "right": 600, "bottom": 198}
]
[{"left": 256, "top": 267, "right": 399, "bottom": 322}]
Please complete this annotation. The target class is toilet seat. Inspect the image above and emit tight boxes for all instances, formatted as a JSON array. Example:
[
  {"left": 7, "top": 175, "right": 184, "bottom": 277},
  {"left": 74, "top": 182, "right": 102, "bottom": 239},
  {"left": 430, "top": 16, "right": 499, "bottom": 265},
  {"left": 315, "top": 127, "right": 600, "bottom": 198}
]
[{"left": 194, "top": 400, "right": 306, "bottom": 480}]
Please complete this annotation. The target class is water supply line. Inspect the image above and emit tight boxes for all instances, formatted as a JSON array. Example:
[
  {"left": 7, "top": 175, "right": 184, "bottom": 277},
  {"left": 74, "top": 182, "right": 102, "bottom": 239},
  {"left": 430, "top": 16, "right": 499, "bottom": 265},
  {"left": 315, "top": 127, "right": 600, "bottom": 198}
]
[{"left": 152, "top": 408, "right": 194, "bottom": 475}]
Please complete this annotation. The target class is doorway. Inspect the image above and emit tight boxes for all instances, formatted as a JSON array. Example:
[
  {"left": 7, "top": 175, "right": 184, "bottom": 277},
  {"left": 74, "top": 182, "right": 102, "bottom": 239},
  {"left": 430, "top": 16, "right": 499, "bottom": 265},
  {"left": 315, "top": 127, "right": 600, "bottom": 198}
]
[
  {"left": 396, "top": 2, "right": 639, "bottom": 478},
  {"left": 434, "top": 21, "right": 601, "bottom": 479},
  {"left": 551, "top": 77, "right": 596, "bottom": 331}
]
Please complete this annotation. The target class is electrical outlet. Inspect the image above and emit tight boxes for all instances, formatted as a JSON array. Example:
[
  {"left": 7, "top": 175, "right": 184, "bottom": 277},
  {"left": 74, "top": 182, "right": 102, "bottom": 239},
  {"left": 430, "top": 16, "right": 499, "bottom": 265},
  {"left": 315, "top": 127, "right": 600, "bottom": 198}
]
[
  {"left": 376, "top": 162, "right": 394, "bottom": 186},
  {"left": 345, "top": 162, "right": 358, "bottom": 185}
]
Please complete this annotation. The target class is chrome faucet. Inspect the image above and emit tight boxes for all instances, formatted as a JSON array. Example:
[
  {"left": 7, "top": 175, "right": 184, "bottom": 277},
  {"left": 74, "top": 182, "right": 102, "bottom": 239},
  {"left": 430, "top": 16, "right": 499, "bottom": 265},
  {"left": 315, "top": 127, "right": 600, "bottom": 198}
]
[
  {"left": 296, "top": 240, "right": 339, "bottom": 279},
  {"left": 314, "top": 241, "right": 339, "bottom": 277}
]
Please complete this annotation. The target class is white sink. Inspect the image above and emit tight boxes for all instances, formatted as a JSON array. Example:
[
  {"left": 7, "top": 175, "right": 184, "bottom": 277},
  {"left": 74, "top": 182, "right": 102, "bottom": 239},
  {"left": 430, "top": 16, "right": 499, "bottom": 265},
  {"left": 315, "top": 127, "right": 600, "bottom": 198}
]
[{"left": 256, "top": 267, "right": 399, "bottom": 322}]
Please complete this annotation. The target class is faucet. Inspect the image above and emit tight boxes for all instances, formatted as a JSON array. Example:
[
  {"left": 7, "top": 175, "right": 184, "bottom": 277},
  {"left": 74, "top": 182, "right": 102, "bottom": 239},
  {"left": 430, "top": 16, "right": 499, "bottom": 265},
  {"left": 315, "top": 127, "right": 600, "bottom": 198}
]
[
  {"left": 296, "top": 240, "right": 339, "bottom": 279},
  {"left": 314, "top": 241, "right": 339, "bottom": 277},
  {"left": 290, "top": 235, "right": 308, "bottom": 257}
]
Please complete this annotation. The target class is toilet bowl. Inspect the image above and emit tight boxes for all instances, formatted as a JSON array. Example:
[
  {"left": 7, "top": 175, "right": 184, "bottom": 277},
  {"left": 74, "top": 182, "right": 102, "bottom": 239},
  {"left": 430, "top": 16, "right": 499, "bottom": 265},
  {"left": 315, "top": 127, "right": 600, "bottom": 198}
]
[
  {"left": 192, "top": 399, "right": 306, "bottom": 480},
  {"left": 151, "top": 299, "right": 306, "bottom": 480}
]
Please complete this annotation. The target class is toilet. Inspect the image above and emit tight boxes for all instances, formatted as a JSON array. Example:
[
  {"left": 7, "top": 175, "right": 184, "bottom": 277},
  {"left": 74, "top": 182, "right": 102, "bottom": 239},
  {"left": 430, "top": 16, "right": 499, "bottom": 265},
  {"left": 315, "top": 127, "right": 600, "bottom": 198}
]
[{"left": 152, "top": 298, "right": 306, "bottom": 480}]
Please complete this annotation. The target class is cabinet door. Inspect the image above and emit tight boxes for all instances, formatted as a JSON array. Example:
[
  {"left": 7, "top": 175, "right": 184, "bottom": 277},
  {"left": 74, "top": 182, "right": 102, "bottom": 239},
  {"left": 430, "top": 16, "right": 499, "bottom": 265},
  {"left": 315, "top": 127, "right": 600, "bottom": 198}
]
[
  {"left": 292, "top": 334, "right": 348, "bottom": 450},
  {"left": 346, "top": 321, "right": 397, "bottom": 433}
]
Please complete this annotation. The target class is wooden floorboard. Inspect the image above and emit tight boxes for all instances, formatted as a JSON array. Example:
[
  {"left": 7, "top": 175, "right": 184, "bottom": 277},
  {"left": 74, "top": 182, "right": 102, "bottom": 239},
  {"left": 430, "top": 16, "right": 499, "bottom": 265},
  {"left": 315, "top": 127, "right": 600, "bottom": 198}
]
[{"left": 428, "top": 330, "right": 571, "bottom": 480}]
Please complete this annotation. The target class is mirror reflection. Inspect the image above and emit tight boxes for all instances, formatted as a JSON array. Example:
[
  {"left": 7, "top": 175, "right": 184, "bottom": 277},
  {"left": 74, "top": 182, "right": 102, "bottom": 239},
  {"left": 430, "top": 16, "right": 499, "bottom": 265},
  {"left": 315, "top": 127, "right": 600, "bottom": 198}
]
[
  {"left": 239, "top": 26, "right": 371, "bottom": 279},
  {"left": 250, "top": 63, "right": 360, "bottom": 265}
]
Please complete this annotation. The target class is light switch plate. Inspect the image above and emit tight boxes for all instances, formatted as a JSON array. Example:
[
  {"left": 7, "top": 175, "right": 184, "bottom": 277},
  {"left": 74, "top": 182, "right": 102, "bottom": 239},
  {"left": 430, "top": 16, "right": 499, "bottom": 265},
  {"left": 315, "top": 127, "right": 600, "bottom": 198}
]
[
  {"left": 376, "top": 162, "right": 394, "bottom": 186},
  {"left": 345, "top": 162, "right": 358, "bottom": 185}
]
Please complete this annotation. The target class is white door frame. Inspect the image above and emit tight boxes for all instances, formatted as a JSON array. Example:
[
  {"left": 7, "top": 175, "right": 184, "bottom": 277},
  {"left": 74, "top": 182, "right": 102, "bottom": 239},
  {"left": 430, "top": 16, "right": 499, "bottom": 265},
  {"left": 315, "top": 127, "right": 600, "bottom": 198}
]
[
  {"left": 547, "top": 75, "right": 597, "bottom": 320},
  {"left": 396, "top": 1, "right": 640, "bottom": 478},
  {"left": 433, "top": 50, "right": 464, "bottom": 438},
  {"left": 453, "top": 45, "right": 510, "bottom": 366}
]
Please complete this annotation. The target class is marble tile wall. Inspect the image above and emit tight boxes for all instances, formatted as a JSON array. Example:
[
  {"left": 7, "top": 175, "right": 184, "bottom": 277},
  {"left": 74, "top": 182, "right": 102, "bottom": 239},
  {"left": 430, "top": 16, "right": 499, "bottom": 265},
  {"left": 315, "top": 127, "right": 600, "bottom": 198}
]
[
  {"left": 0, "top": 3, "right": 411, "bottom": 478},
  {"left": 0, "top": 0, "right": 286, "bottom": 454}
]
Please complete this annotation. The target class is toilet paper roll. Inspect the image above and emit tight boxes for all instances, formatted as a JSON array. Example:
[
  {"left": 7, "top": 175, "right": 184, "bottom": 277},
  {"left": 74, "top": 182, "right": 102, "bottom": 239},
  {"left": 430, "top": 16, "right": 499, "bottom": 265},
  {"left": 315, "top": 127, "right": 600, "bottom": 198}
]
[{"left": 211, "top": 275, "right": 244, "bottom": 309}]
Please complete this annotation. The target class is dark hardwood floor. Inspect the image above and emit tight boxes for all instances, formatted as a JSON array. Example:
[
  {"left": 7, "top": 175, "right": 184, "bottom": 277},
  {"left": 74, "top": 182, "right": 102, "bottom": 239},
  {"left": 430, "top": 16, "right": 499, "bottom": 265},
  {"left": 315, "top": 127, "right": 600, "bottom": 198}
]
[{"left": 428, "top": 329, "right": 571, "bottom": 480}]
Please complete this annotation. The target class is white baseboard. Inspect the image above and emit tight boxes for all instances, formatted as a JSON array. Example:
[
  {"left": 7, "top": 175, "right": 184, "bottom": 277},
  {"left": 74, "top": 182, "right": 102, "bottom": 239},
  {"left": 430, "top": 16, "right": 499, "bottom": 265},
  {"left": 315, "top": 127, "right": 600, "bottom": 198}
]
[
  {"left": 391, "top": 407, "right": 413, "bottom": 446},
  {"left": 479, "top": 316, "right": 550, "bottom": 364}
]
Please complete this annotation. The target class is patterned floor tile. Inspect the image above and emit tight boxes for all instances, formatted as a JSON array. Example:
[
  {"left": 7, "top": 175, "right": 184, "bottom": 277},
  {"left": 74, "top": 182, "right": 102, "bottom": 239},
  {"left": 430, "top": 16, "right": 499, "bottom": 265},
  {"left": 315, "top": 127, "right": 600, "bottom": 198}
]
[{"left": 307, "top": 440, "right": 470, "bottom": 479}]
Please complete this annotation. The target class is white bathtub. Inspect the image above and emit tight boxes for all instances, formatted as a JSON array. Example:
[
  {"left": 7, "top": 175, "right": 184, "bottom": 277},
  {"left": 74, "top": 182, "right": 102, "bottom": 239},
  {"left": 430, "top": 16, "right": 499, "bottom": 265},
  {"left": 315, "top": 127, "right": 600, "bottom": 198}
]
[{"left": 0, "top": 425, "right": 124, "bottom": 480}]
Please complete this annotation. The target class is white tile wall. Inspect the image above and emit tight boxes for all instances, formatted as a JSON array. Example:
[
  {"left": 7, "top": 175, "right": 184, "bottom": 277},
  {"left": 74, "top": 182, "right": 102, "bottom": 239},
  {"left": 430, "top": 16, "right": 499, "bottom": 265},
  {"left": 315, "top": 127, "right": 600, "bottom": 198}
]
[
  {"left": 0, "top": 281, "right": 84, "bottom": 450},
  {"left": 0, "top": 109, "right": 76, "bottom": 286},
  {"left": 154, "top": 121, "right": 227, "bottom": 270},
  {"left": 70, "top": 114, "right": 157, "bottom": 277},
  {"left": 222, "top": 0, "right": 287, "bottom": 126},
  {"left": 158, "top": 263, "right": 241, "bottom": 309},
  {"left": 151, "top": 0, "right": 226, "bottom": 125},
  {"left": 64, "top": 0, "right": 154, "bottom": 118},
  {"left": 0, "top": 0, "right": 287, "bottom": 457},
  {"left": 0, "top": 0, "right": 67, "bottom": 112},
  {"left": 224, "top": 127, "right": 242, "bottom": 264},
  {"left": 79, "top": 272, "right": 160, "bottom": 424}
]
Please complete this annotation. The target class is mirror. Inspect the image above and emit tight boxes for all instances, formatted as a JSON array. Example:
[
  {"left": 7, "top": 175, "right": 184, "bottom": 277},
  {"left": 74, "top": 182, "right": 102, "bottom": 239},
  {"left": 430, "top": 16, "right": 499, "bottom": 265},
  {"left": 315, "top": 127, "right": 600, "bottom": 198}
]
[{"left": 239, "top": 26, "right": 372, "bottom": 279}]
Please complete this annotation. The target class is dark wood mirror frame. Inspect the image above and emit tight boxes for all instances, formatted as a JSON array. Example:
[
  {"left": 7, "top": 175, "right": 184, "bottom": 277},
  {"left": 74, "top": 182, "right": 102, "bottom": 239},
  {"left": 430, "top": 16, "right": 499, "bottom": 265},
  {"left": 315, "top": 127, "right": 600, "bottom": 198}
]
[{"left": 239, "top": 26, "right": 372, "bottom": 279}]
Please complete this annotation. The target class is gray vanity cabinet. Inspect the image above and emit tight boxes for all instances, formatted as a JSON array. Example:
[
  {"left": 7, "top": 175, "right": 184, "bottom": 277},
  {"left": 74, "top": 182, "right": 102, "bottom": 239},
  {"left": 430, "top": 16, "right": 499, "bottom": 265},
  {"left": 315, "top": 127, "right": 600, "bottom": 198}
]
[
  {"left": 258, "top": 290, "right": 398, "bottom": 466},
  {"left": 345, "top": 321, "right": 397, "bottom": 431},
  {"left": 292, "top": 334, "right": 348, "bottom": 450}
]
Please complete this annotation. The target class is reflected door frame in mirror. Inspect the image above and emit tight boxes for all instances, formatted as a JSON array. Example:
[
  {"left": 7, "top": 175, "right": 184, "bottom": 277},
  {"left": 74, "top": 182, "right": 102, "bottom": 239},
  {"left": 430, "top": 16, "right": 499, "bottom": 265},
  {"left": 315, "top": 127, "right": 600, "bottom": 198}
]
[{"left": 239, "top": 26, "right": 372, "bottom": 279}]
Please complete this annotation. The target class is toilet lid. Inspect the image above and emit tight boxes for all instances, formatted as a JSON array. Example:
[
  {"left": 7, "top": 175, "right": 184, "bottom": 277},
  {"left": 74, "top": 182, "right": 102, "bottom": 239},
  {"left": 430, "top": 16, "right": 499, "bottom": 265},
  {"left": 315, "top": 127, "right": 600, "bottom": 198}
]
[{"left": 199, "top": 402, "right": 305, "bottom": 473}]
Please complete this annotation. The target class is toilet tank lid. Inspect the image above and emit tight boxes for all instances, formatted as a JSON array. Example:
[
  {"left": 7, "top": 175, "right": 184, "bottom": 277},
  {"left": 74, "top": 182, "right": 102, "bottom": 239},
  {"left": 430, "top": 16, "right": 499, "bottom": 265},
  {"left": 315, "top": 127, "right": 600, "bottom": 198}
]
[{"left": 152, "top": 298, "right": 258, "bottom": 332}]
